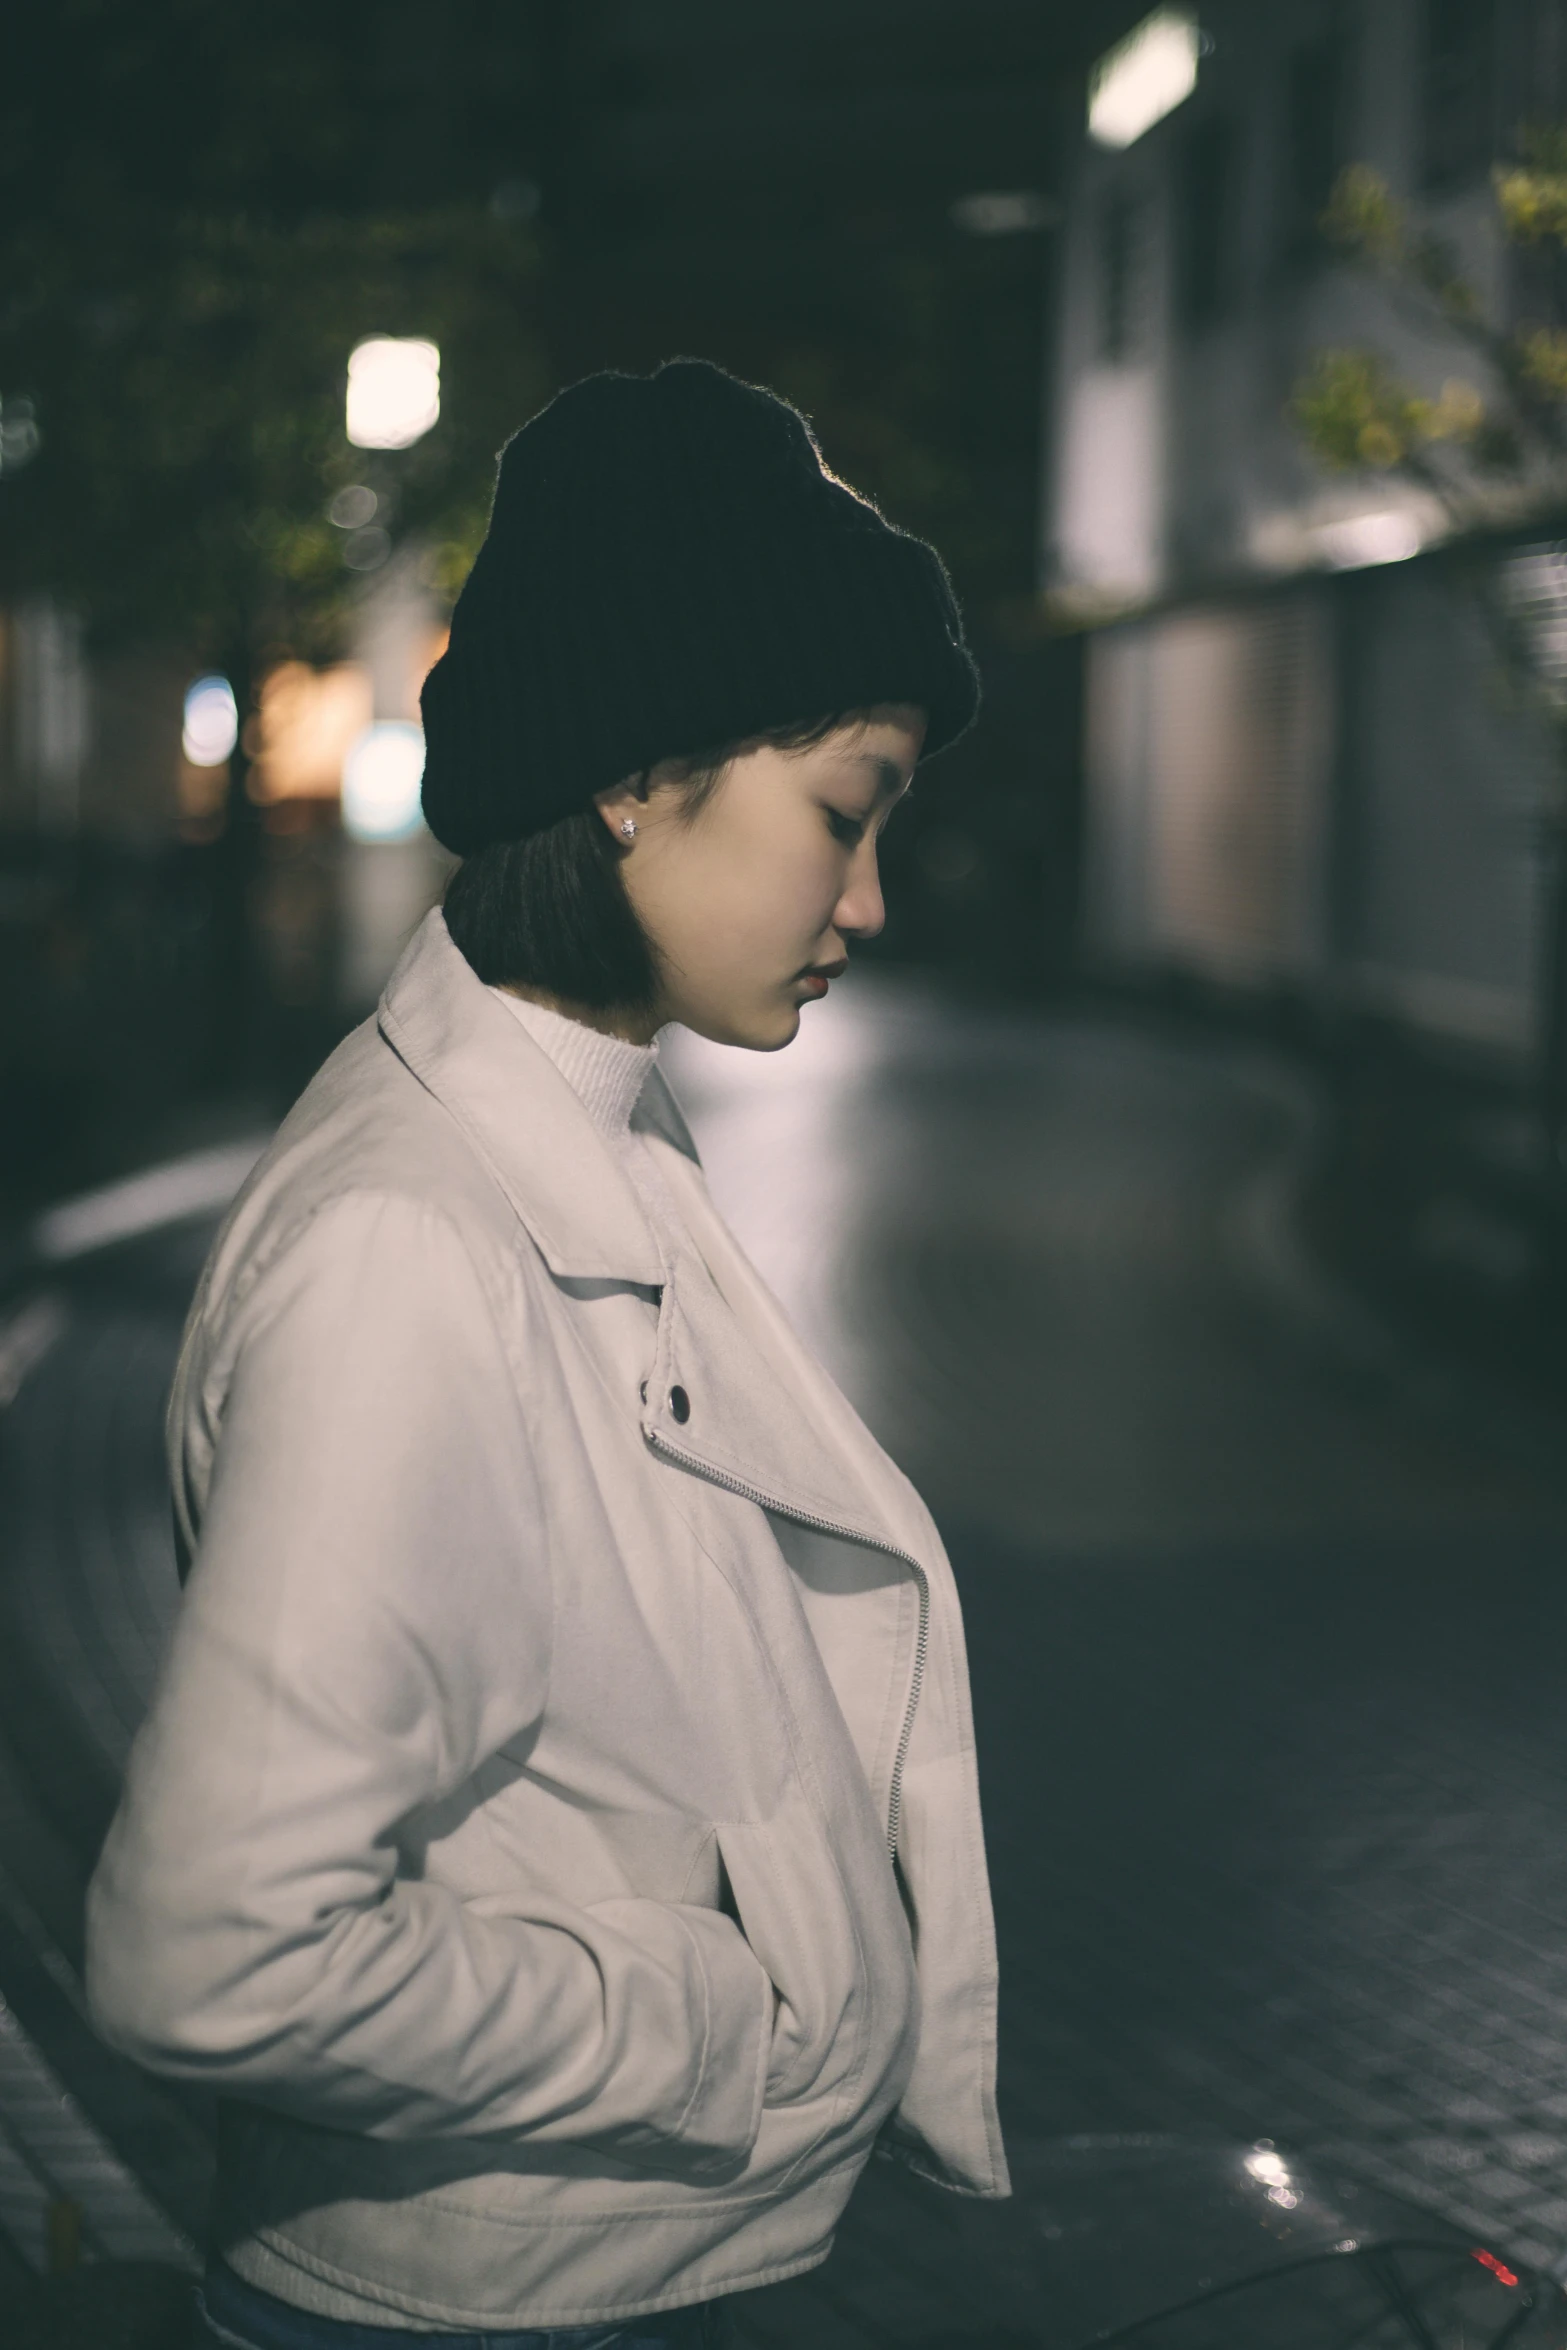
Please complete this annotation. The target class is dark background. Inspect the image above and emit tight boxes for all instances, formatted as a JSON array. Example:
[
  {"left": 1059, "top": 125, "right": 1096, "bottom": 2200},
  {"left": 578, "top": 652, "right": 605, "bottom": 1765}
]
[{"left": 0, "top": 2, "right": 1135, "bottom": 1215}]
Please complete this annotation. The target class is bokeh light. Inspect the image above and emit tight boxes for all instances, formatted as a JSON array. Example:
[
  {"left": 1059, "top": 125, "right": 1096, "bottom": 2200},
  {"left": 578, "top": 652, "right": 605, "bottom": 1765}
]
[
  {"left": 345, "top": 339, "right": 441, "bottom": 450},
  {"left": 328, "top": 484, "right": 378, "bottom": 529},
  {"left": 341, "top": 721, "right": 427, "bottom": 841},
  {"left": 341, "top": 526, "right": 392, "bottom": 572},
  {"left": 0, "top": 394, "right": 41, "bottom": 474},
  {"left": 181, "top": 675, "right": 238, "bottom": 767},
  {"left": 1088, "top": 7, "right": 1199, "bottom": 149},
  {"left": 1312, "top": 510, "right": 1424, "bottom": 569},
  {"left": 950, "top": 191, "right": 1056, "bottom": 236}
]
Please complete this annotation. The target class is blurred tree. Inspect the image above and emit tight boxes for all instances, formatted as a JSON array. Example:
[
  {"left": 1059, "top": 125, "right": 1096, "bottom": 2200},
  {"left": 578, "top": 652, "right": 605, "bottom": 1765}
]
[
  {"left": 1291, "top": 136, "right": 1567, "bottom": 1197},
  {"left": 0, "top": 3, "right": 552, "bottom": 1066},
  {"left": 0, "top": 211, "right": 549, "bottom": 658},
  {"left": 0, "top": 0, "right": 1082, "bottom": 1069},
  {"left": 0, "top": 210, "right": 546, "bottom": 654},
  {"left": 0, "top": 0, "right": 554, "bottom": 641}
]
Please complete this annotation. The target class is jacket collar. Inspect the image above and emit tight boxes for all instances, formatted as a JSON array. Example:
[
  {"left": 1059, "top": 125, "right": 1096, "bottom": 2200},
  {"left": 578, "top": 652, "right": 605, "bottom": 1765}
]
[
  {"left": 378, "top": 908, "right": 673, "bottom": 1285},
  {"left": 380, "top": 912, "right": 922, "bottom": 1562}
]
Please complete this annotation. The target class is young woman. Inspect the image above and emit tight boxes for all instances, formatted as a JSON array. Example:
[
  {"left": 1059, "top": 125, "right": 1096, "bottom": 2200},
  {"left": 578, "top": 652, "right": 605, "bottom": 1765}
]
[{"left": 87, "top": 359, "right": 1008, "bottom": 2350}]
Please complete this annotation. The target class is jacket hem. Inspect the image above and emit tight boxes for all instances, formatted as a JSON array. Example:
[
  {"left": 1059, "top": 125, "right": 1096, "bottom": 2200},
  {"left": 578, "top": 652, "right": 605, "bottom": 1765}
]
[
  {"left": 876, "top": 2127, "right": 1010, "bottom": 2200},
  {"left": 224, "top": 2211, "right": 846, "bottom": 2330}
]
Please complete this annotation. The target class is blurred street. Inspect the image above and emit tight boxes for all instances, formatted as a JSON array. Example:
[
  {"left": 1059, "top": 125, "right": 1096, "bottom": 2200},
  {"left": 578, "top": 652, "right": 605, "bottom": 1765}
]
[
  {"left": 3, "top": 974, "right": 1567, "bottom": 2340},
  {"left": 9, "top": 3, "right": 1567, "bottom": 2338}
]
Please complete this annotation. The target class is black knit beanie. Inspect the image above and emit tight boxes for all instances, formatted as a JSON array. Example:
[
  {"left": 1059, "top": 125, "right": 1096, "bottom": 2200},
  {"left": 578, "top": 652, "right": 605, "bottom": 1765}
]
[{"left": 420, "top": 359, "right": 979, "bottom": 854}]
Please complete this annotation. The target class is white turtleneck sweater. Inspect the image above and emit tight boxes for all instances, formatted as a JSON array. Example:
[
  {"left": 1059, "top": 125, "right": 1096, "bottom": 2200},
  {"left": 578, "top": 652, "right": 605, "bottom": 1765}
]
[
  {"left": 488, "top": 987, "right": 901, "bottom": 1819},
  {"left": 488, "top": 986, "right": 687, "bottom": 1285}
]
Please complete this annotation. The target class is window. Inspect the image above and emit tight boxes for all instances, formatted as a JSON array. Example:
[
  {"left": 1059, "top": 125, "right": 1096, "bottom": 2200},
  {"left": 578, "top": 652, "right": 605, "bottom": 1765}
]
[
  {"left": 1422, "top": 0, "right": 1498, "bottom": 189},
  {"left": 1279, "top": 32, "right": 1345, "bottom": 267},
  {"left": 1178, "top": 116, "right": 1238, "bottom": 329}
]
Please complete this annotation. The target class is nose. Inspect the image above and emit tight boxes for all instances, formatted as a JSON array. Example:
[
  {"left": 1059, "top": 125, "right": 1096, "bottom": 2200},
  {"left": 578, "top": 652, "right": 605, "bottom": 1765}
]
[{"left": 834, "top": 837, "right": 886, "bottom": 942}]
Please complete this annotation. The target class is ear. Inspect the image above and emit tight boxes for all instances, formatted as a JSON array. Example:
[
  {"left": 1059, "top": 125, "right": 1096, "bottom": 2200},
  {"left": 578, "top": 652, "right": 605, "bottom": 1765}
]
[{"left": 591, "top": 771, "right": 650, "bottom": 839}]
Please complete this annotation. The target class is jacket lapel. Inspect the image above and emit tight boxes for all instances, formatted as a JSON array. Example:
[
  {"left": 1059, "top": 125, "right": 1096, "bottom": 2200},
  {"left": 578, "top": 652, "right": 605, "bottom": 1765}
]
[
  {"left": 640, "top": 1143, "right": 927, "bottom": 1563},
  {"left": 378, "top": 910, "right": 918, "bottom": 1560},
  {"left": 377, "top": 911, "right": 663, "bottom": 1286}
]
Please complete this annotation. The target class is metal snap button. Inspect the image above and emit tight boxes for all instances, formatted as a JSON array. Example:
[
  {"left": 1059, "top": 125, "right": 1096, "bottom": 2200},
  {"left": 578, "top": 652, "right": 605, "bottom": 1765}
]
[{"left": 669, "top": 1385, "right": 690, "bottom": 1424}]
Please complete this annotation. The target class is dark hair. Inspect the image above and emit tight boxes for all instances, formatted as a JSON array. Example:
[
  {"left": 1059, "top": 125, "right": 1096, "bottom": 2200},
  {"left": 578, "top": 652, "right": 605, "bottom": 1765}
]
[{"left": 442, "top": 711, "right": 855, "bottom": 1015}]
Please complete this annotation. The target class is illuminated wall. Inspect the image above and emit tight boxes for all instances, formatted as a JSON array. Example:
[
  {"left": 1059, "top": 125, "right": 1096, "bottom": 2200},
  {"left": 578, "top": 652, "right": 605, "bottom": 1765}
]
[
  {"left": 1044, "top": 0, "right": 1515, "bottom": 610},
  {"left": 1084, "top": 593, "right": 1334, "bottom": 982},
  {"left": 1047, "top": 0, "right": 1558, "bottom": 1057}
]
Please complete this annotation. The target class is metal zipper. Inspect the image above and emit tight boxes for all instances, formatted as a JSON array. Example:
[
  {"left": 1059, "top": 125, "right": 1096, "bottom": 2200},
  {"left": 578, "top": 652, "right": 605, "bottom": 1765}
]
[
  {"left": 883, "top": 1563, "right": 929, "bottom": 1863},
  {"left": 645, "top": 1427, "right": 929, "bottom": 1860}
]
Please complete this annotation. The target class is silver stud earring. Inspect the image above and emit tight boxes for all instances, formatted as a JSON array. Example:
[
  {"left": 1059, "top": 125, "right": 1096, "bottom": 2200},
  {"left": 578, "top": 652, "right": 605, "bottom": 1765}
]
[{"left": 619, "top": 818, "right": 638, "bottom": 840}]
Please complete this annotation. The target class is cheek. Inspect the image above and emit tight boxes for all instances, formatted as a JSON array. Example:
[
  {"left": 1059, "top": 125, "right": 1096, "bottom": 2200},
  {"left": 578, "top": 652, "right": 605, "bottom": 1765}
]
[
  {"left": 699, "top": 822, "right": 835, "bottom": 949},
  {"left": 639, "top": 793, "right": 847, "bottom": 1002},
  {"left": 736, "top": 837, "right": 841, "bottom": 954}
]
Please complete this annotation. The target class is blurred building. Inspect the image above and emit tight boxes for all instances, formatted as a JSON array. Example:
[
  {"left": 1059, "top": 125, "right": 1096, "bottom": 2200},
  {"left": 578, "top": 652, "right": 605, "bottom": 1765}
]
[{"left": 1044, "top": 1, "right": 1564, "bottom": 1073}]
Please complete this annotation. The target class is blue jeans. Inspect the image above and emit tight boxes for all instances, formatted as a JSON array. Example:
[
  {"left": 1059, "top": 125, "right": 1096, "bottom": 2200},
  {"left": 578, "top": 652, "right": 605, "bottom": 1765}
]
[{"left": 192, "top": 2260, "right": 733, "bottom": 2350}]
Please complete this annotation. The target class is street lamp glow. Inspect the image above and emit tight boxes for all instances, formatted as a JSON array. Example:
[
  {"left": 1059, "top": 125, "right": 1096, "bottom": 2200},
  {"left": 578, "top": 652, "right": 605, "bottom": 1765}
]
[
  {"left": 341, "top": 721, "right": 427, "bottom": 841},
  {"left": 345, "top": 338, "right": 441, "bottom": 451},
  {"left": 950, "top": 191, "right": 1058, "bottom": 236},
  {"left": 1313, "top": 511, "right": 1424, "bottom": 569},
  {"left": 181, "top": 675, "right": 238, "bottom": 766},
  {"left": 1088, "top": 8, "right": 1199, "bottom": 148}
]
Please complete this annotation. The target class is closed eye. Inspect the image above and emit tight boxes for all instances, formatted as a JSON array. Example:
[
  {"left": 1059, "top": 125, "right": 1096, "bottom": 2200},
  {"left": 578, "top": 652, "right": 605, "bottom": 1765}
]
[{"left": 826, "top": 807, "right": 866, "bottom": 846}]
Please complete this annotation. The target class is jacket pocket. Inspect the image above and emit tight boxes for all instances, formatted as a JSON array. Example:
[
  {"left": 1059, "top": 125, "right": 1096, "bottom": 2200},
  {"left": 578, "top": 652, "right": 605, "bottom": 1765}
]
[{"left": 713, "top": 1816, "right": 859, "bottom": 2108}]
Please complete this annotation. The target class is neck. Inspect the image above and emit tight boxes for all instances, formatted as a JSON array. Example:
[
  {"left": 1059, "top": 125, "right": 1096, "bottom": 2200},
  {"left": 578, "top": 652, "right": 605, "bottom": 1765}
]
[{"left": 499, "top": 984, "right": 662, "bottom": 1048}]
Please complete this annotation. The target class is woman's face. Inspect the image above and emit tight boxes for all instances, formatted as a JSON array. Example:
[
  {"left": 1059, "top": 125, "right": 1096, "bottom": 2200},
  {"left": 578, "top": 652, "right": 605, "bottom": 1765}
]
[{"left": 600, "top": 704, "right": 925, "bottom": 1050}]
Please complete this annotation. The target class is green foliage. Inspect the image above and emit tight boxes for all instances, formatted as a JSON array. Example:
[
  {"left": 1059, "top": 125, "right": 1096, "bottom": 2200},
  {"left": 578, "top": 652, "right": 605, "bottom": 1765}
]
[
  {"left": 1495, "top": 122, "right": 1567, "bottom": 243},
  {"left": 1290, "top": 136, "right": 1567, "bottom": 865},
  {"left": 1318, "top": 164, "right": 1481, "bottom": 323},
  {"left": 1494, "top": 166, "right": 1567, "bottom": 244},
  {"left": 1320, "top": 163, "right": 1406, "bottom": 263},
  {"left": 1292, "top": 146, "right": 1567, "bottom": 511},
  {"left": 0, "top": 205, "right": 548, "bottom": 660},
  {"left": 1520, "top": 328, "right": 1567, "bottom": 400},
  {"left": 1292, "top": 350, "right": 1483, "bottom": 471}
]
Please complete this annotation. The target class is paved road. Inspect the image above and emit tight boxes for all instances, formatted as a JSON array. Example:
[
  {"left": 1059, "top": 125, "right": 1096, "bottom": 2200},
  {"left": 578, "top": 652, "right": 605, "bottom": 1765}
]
[{"left": 4, "top": 974, "right": 1567, "bottom": 2341}]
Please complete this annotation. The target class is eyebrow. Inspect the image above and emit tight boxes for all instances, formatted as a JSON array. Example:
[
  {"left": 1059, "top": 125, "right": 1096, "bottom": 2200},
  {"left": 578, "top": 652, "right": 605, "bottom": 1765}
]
[{"left": 849, "top": 753, "right": 913, "bottom": 800}]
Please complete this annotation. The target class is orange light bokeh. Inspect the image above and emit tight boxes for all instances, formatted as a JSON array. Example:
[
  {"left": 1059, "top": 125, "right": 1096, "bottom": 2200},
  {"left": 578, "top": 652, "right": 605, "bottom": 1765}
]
[{"left": 249, "top": 662, "right": 373, "bottom": 803}]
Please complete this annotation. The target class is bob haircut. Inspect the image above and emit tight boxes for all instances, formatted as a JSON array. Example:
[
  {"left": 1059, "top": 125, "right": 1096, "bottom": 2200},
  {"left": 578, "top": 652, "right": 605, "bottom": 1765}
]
[{"left": 443, "top": 711, "right": 855, "bottom": 1015}]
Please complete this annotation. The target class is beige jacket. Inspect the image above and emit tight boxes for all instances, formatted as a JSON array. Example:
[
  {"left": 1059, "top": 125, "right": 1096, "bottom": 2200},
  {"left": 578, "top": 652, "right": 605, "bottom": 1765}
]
[{"left": 86, "top": 911, "right": 1007, "bottom": 2330}]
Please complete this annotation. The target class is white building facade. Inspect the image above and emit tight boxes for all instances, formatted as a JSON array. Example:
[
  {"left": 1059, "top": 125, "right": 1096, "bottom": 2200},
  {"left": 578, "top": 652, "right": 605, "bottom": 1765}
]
[{"left": 1046, "top": 0, "right": 1566, "bottom": 1062}]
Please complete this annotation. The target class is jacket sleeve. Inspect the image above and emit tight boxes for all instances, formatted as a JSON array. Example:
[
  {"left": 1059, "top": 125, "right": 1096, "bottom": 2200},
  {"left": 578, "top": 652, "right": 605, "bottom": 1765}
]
[{"left": 85, "top": 1190, "right": 770, "bottom": 2174}]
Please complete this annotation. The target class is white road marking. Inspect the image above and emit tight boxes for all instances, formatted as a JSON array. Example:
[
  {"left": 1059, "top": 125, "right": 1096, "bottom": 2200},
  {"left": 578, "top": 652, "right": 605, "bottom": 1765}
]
[
  {"left": 0, "top": 1295, "right": 67, "bottom": 1409},
  {"left": 31, "top": 1139, "right": 268, "bottom": 1264}
]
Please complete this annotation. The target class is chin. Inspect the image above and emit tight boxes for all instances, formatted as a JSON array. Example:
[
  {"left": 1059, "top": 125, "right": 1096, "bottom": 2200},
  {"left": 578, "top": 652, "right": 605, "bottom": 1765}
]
[
  {"left": 734, "top": 1009, "right": 800, "bottom": 1053},
  {"left": 761, "top": 996, "right": 806, "bottom": 1049},
  {"left": 687, "top": 1002, "right": 801, "bottom": 1052}
]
